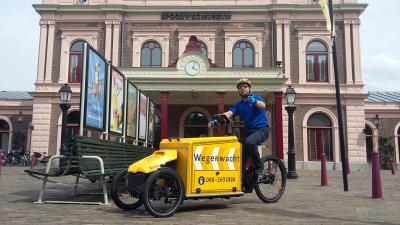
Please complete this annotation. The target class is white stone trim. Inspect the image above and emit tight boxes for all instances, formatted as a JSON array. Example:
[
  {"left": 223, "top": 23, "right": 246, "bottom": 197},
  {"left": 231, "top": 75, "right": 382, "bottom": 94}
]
[
  {"left": 224, "top": 28, "right": 263, "bottom": 67},
  {"left": 45, "top": 21, "right": 56, "bottom": 83},
  {"left": 297, "top": 28, "right": 333, "bottom": 84},
  {"left": 178, "top": 106, "right": 212, "bottom": 138},
  {"left": 394, "top": 122, "right": 400, "bottom": 163},
  {"left": 131, "top": 29, "right": 170, "bottom": 67},
  {"left": 283, "top": 20, "right": 291, "bottom": 84},
  {"left": 344, "top": 20, "right": 353, "bottom": 84},
  {"left": 302, "top": 107, "right": 339, "bottom": 162},
  {"left": 365, "top": 120, "right": 378, "bottom": 153},
  {"left": 59, "top": 28, "right": 99, "bottom": 83},
  {"left": 0, "top": 115, "right": 13, "bottom": 151}
]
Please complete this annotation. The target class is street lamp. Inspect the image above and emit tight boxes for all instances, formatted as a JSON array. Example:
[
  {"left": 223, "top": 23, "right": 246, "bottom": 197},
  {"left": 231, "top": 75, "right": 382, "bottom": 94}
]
[
  {"left": 16, "top": 111, "right": 24, "bottom": 123},
  {"left": 59, "top": 84, "right": 72, "bottom": 159},
  {"left": 284, "top": 86, "right": 298, "bottom": 179},
  {"left": 372, "top": 114, "right": 381, "bottom": 130}
]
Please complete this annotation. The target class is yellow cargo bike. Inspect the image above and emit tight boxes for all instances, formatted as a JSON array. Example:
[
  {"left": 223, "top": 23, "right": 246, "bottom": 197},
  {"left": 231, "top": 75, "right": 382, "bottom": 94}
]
[{"left": 111, "top": 114, "right": 286, "bottom": 217}]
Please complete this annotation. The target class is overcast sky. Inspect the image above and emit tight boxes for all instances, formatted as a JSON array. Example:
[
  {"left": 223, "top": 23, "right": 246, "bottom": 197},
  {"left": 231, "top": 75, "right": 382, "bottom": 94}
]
[{"left": 0, "top": 0, "right": 398, "bottom": 92}]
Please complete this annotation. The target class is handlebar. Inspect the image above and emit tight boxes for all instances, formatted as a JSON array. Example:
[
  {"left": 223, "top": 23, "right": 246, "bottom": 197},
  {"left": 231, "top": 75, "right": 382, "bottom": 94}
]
[{"left": 210, "top": 114, "right": 244, "bottom": 127}]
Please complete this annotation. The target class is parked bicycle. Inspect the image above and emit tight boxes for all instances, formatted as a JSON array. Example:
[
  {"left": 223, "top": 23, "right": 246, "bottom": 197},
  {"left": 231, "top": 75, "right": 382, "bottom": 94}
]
[{"left": 32, "top": 152, "right": 50, "bottom": 166}]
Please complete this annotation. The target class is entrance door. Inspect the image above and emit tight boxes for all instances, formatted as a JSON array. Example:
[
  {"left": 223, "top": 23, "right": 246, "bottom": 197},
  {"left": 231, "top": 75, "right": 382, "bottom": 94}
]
[
  {"left": 307, "top": 113, "right": 333, "bottom": 161},
  {"left": 67, "top": 111, "right": 80, "bottom": 142},
  {"left": 0, "top": 119, "right": 10, "bottom": 151}
]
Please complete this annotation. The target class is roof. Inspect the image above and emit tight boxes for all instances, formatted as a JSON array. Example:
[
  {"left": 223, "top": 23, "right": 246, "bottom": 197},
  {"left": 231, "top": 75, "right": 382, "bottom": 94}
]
[
  {"left": 0, "top": 91, "right": 33, "bottom": 100},
  {"left": 365, "top": 91, "right": 400, "bottom": 103}
]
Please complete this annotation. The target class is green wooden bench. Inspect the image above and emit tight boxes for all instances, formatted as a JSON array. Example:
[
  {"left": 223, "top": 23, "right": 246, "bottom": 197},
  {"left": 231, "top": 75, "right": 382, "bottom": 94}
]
[{"left": 25, "top": 135, "right": 153, "bottom": 205}]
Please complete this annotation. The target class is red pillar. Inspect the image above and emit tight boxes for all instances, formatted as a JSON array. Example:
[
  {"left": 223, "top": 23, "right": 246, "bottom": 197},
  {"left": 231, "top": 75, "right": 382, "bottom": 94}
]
[
  {"left": 217, "top": 92, "right": 225, "bottom": 136},
  {"left": 160, "top": 92, "right": 169, "bottom": 139},
  {"left": 274, "top": 92, "right": 284, "bottom": 159}
]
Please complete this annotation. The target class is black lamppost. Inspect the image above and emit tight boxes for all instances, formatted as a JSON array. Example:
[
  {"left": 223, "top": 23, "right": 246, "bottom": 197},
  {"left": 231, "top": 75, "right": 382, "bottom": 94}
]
[
  {"left": 59, "top": 84, "right": 72, "bottom": 157},
  {"left": 284, "top": 86, "right": 298, "bottom": 179},
  {"left": 16, "top": 111, "right": 24, "bottom": 123},
  {"left": 372, "top": 114, "right": 381, "bottom": 130}
]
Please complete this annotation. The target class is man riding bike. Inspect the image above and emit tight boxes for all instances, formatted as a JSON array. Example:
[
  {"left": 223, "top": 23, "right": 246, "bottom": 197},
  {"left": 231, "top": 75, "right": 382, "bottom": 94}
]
[{"left": 209, "top": 78, "right": 270, "bottom": 178}]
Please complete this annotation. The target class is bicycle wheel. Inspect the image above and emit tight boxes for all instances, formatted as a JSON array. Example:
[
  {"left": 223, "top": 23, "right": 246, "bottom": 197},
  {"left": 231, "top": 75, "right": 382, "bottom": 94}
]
[
  {"left": 143, "top": 168, "right": 184, "bottom": 218},
  {"left": 111, "top": 169, "right": 143, "bottom": 210},
  {"left": 255, "top": 156, "right": 286, "bottom": 203}
]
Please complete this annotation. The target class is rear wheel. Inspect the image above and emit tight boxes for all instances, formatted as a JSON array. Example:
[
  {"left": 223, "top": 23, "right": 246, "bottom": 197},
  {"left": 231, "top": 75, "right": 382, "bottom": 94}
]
[
  {"left": 111, "top": 169, "right": 143, "bottom": 210},
  {"left": 143, "top": 168, "right": 184, "bottom": 218},
  {"left": 255, "top": 156, "right": 286, "bottom": 203}
]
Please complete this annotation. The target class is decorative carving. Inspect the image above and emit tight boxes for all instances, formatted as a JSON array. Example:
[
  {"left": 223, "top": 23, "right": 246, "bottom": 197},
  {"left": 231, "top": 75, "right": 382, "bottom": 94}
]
[{"left": 184, "top": 35, "right": 202, "bottom": 53}]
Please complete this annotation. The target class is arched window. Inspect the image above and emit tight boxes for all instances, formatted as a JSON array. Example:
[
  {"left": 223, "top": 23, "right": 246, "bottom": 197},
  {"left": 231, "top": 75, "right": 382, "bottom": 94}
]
[
  {"left": 198, "top": 41, "right": 208, "bottom": 58},
  {"left": 68, "top": 41, "right": 85, "bottom": 83},
  {"left": 184, "top": 112, "right": 208, "bottom": 138},
  {"left": 232, "top": 40, "right": 254, "bottom": 68},
  {"left": 365, "top": 124, "right": 373, "bottom": 162},
  {"left": 141, "top": 41, "right": 162, "bottom": 67},
  {"left": 306, "top": 41, "right": 328, "bottom": 82},
  {"left": 307, "top": 113, "right": 333, "bottom": 161},
  {"left": 0, "top": 119, "right": 10, "bottom": 151}
]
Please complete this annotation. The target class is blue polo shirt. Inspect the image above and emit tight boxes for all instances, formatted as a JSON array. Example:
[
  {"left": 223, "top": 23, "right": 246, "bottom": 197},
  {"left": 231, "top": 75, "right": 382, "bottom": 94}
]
[{"left": 229, "top": 94, "right": 269, "bottom": 129}]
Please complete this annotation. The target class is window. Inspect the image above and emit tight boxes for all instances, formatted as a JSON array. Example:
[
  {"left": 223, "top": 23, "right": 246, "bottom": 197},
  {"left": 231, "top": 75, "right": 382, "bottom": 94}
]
[
  {"left": 141, "top": 41, "right": 162, "bottom": 67},
  {"left": 307, "top": 113, "right": 333, "bottom": 161},
  {"left": 184, "top": 112, "right": 208, "bottom": 138},
  {"left": 232, "top": 41, "right": 254, "bottom": 68},
  {"left": 364, "top": 125, "right": 373, "bottom": 162},
  {"left": 0, "top": 119, "right": 10, "bottom": 151},
  {"left": 68, "top": 41, "right": 85, "bottom": 83},
  {"left": 306, "top": 41, "right": 328, "bottom": 82},
  {"left": 198, "top": 41, "right": 208, "bottom": 58}
]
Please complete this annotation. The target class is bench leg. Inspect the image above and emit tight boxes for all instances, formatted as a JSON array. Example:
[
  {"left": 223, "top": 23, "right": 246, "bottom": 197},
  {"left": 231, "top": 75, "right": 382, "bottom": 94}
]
[
  {"left": 73, "top": 175, "right": 80, "bottom": 195},
  {"left": 35, "top": 175, "right": 48, "bottom": 203},
  {"left": 101, "top": 176, "right": 109, "bottom": 205}
]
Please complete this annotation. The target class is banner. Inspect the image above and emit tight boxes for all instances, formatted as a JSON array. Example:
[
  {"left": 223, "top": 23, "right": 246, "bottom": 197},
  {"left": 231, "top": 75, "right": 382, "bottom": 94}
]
[
  {"left": 319, "top": 0, "right": 335, "bottom": 37},
  {"left": 147, "top": 100, "right": 155, "bottom": 143},
  {"left": 84, "top": 47, "right": 107, "bottom": 131},
  {"left": 109, "top": 68, "right": 125, "bottom": 134},
  {"left": 138, "top": 92, "right": 148, "bottom": 140},
  {"left": 126, "top": 81, "right": 138, "bottom": 138}
]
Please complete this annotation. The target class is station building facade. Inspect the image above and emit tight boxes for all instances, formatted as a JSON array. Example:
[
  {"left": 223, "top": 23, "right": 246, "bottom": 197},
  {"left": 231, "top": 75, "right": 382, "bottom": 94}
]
[{"left": 15, "top": 0, "right": 399, "bottom": 169}]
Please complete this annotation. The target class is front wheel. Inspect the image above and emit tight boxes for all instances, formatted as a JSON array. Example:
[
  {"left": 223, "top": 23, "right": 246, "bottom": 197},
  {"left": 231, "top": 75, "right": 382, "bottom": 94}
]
[
  {"left": 143, "top": 167, "right": 184, "bottom": 218},
  {"left": 111, "top": 169, "right": 143, "bottom": 210},
  {"left": 255, "top": 156, "right": 286, "bottom": 203}
]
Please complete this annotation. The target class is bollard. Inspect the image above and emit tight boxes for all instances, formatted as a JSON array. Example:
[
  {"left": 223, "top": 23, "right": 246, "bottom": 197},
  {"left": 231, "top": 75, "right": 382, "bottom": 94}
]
[
  {"left": 389, "top": 159, "right": 395, "bottom": 175},
  {"left": 321, "top": 153, "right": 328, "bottom": 186},
  {"left": 30, "top": 154, "right": 36, "bottom": 169},
  {"left": 345, "top": 157, "right": 350, "bottom": 174},
  {"left": 371, "top": 151, "right": 382, "bottom": 198}
]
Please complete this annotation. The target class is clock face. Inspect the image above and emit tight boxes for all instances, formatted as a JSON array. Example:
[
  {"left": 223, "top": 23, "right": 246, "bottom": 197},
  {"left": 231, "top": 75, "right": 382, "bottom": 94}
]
[{"left": 185, "top": 60, "right": 200, "bottom": 76}]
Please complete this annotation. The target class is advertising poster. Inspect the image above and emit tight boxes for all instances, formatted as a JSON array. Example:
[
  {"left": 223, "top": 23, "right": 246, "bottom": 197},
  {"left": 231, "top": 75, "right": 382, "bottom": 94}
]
[
  {"left": 147, "top": 101, "right": 155, "bottom": 143},
  {"left": 126, "top": 81, "right": 138, "bottom": 138},
  {"left": 138, "top": 92, "right": 148, "bottom": 140},
  {"left": 84, "top": 48, "right": 107, "bottom": 130},
  {"left": 109, "top": 68, "right": 125, "bottom": 134}
]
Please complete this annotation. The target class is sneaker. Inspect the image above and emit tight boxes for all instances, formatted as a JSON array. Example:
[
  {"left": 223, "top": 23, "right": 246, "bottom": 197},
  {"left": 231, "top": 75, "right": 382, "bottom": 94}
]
[{"left": 256, "top": 167, "right": 266, "bottom": 180}]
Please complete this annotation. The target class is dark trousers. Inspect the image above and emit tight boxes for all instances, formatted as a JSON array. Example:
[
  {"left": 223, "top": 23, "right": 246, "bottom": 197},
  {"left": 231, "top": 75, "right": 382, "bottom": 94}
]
[{"left": 242, "top": 127, "right": 269, "bottom": 171}]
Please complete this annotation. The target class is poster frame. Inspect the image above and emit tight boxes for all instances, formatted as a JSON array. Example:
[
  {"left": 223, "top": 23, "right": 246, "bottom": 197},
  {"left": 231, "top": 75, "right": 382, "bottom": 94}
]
[
  {"left": 108, "top": 66, "right": 125, "bottom": 135},
  {"left": 125, "top": 80, "right": 139, "bottom": 139}
]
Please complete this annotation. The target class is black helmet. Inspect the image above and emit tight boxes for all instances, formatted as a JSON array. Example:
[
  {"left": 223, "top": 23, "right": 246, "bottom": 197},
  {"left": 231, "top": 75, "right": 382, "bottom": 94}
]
[{"left": 236, "top": 78, "right": 252, "bottom": 89}]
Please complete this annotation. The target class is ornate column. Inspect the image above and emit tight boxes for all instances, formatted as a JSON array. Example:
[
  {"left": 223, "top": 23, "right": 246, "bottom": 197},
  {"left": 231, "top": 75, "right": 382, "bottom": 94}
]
[
  {"left": 352, "top": 20, "right": 363, "bottom": 84},
  {"left": 44, "top": 21, "right": 55, "bottom": 83},
  {"left": 217, "top": 92, "right": 225, "bottom": 136},
  {"left": 160, "top": 92, "right": 169, "bottom": 139},
  {"left": 276, "top": 20, "right": 283, "bottom": 65},
  {"left": 274, "top": 92, "right": 284, "bottom": 159}
]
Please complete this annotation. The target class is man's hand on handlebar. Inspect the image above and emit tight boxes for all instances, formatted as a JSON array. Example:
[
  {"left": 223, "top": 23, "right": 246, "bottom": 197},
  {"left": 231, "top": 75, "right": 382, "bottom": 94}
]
[{"left": 208, "top": 120, "right": 219, "bottom": 128}]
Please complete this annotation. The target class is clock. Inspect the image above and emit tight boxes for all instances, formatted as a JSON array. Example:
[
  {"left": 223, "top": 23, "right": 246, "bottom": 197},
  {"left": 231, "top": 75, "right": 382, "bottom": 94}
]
[{"left": 185, "top": 60, "right": 201, "bottom": 76}]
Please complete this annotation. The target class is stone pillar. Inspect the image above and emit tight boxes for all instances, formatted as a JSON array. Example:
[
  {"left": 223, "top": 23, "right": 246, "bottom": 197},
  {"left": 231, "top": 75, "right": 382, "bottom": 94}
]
[
  {"left": 274, "top": 92, "right": 284, "bottom": 159},
  {"left": 112, "top": 21, "right": 120, "bottom": 65},
  {"left": 344, "top": 20, "right": 354, "bottom": 84},
  {"left": 352, "top": 21, "right": 363, "bottom": 84},
  {"left": 217, "top": 92, "right": 225, "bottom": 136},
  {"left": 283, "top": 20, "right": 291, "bottom": 83},
  {"left": 160, "top": 92, "right": 169, "bottom": 139},
  {"left": 276, "top": 20, "right": 283, "bottom": 64},
  {"left": 44, "top": 21, "right": 55, "bottom": 83},
  {"left": 104, "top": 20, "right": 113, "bottom": 61},
  {"left": 30, "top": 99, "right": 52, "bottom": 154},
  {"left": 37, "top": 21, "right": 48, "bottom": 83}
]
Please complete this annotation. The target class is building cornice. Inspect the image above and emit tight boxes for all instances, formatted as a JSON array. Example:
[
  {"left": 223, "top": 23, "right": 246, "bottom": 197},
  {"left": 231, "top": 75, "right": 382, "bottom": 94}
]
[{"left": 33, "top": 4, "right": 368, "bottom": 14}]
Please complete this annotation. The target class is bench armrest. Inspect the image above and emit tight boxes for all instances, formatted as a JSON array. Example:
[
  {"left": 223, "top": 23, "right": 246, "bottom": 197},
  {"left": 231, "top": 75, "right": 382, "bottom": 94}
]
[
  {"left": 82, "top": 155, "right": 105, "bottom": 174},
  {"left": 45, "top": 155, "right": 67, "bottom": 174}
]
